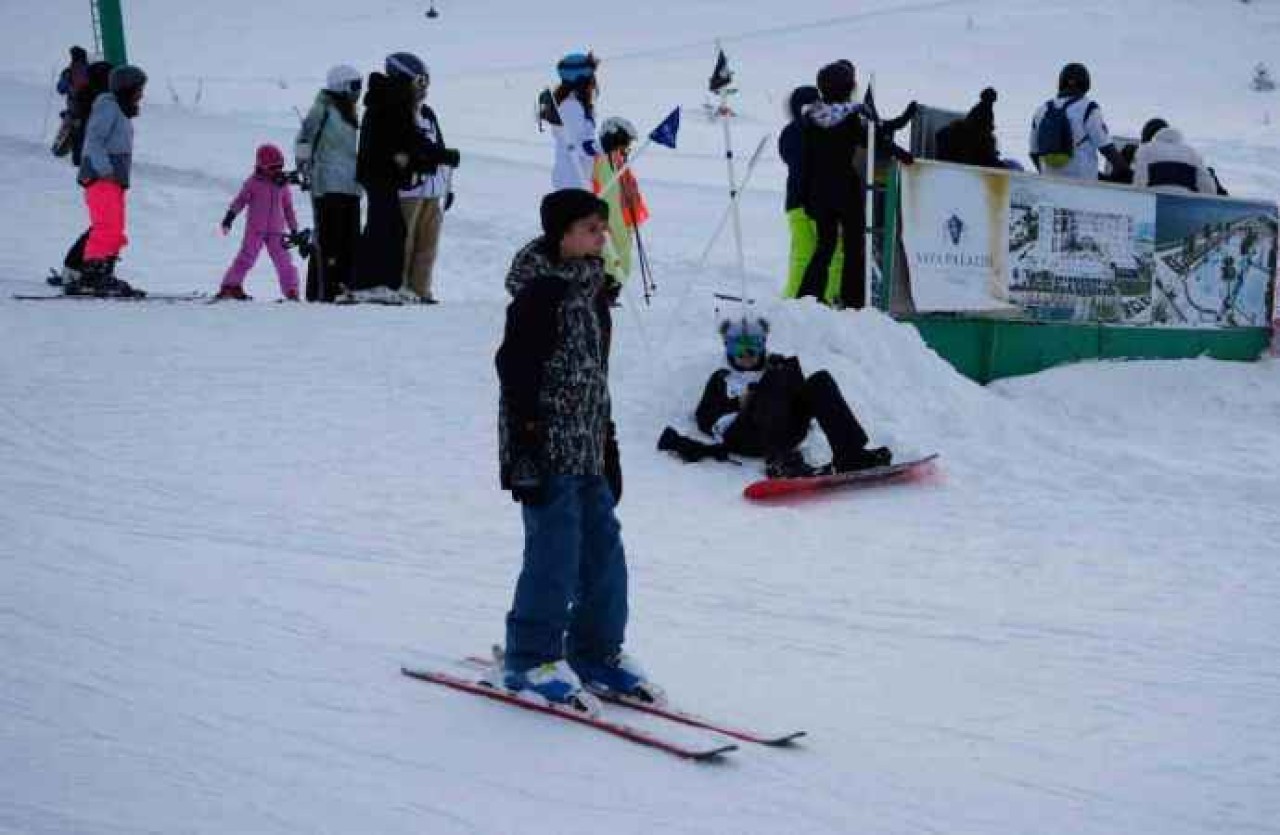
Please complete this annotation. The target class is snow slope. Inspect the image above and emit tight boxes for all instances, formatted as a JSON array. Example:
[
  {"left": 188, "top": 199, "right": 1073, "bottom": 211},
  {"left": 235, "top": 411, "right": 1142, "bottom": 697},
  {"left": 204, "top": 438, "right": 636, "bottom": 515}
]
[{"left": 3, "top": 1, "right": 1280, "bottom": 833}]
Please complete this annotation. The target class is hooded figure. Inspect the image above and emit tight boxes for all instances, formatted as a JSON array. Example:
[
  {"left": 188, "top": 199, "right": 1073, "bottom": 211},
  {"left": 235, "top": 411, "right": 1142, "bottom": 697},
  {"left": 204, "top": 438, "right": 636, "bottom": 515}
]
[
  {"left": 936, "top": 88, "right": 1002, "bottom": 169},
  {"left": 1133, "top": 123, "right": 1217, "bottom": 194}
]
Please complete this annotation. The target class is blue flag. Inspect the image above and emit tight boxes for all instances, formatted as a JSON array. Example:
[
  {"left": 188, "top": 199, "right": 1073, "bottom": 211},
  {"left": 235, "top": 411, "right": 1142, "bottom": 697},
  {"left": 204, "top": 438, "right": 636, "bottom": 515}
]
[{"left": 649, "top": 107, "right": 681, "bottom": 149}]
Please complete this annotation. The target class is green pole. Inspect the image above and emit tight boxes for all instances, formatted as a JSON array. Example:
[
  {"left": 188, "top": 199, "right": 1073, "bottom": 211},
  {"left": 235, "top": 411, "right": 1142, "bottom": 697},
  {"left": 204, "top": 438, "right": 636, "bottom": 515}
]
[{"left": 97, "top": 0, "right": 128, "bottom": 65}]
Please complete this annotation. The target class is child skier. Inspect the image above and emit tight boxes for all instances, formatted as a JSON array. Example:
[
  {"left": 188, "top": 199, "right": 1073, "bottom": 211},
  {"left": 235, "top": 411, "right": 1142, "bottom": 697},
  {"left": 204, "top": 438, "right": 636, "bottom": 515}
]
[
  {"left": 494, "top": 188, "right": 659, "bottom": 715},
  {"left": 546, "top": 52, "right": 600, "bottom": 190},
  {"left": 66, "top": 64, "right": 147, "bottom": 298},
  {"left": 216, "top": 144, "right": 301, "bottom": 301},
  {"left": 591, "top": 116, "right": 649, "bottom": 284},
  {"left": 658, "top": 316, "right": 891, "bottom": 478}
]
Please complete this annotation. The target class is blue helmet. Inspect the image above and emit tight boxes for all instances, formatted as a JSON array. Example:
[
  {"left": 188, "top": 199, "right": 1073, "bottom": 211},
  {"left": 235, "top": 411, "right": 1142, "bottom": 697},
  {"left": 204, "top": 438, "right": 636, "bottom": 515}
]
[
  {"left": 557, "top": 52, "right": 598, "bottom": 86},
  {"left": 720, "top": 316, "right": 769, "bottom": 368}
]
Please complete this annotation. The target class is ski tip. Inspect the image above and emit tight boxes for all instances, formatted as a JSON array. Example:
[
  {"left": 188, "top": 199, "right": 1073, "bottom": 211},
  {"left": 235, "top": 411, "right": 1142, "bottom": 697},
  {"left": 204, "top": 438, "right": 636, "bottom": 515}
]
[
  {"left": 690, "top": 743, "right": 739, "bottom": 762},
  {"left": 761, "top": 730, "right": 807, "bottom": 747}
]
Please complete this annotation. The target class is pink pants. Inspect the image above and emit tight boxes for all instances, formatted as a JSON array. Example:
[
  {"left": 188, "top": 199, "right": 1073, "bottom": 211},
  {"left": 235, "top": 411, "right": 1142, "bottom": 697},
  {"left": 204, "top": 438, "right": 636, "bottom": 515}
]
[
  {"left": 221, "top": 234, "right": 299, "bottom": 295},
  {"left": 84, "top": 180, "right": 128, "bottom": 261}
]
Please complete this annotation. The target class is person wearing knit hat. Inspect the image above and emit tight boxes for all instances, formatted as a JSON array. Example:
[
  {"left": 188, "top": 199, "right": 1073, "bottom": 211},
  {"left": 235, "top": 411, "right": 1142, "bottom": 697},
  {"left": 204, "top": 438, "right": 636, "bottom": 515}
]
[
  {"left": 935, "top": 87, "right": 1003, "bottom": 169},
  {"left": 492, "top": 188, "right": 659, "bottom": 714},
  {"left": 215, "top": 143, "right": 302, "bottom": 301}
]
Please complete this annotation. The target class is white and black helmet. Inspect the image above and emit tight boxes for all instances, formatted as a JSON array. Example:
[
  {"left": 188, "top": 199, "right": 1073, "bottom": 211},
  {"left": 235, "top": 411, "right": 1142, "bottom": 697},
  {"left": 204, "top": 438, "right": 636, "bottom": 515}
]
[
  {"left": 325, "top": 64, "right": 363, "bottom": 97},
  {"left": 599, "top": 116, "right": 638, "bottom": 153}
]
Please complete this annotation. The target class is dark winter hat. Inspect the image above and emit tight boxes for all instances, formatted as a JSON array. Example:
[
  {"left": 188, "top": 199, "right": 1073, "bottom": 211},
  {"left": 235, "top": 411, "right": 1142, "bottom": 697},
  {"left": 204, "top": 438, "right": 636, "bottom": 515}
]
[
  {"left": 599, "top": 116, "right": 638, "bottom": 154},
  {"left": 540, "top": 189, "right": 609, "bottom": 244},
  {"left": 1140, "top": 117, "right": 1169, "bottom": 144},
  {"left": 788, "top": 85, "right": 821, "bottom": 120},
  {"left": 816, "top": 61, "right": 856, "bottom": 103},
  {"left": 109, "top": 64, "right": 147, "bottom": 96},
  {"left": 255, "top": 143, "right": 285, "bottom": 171},
  {"left": 966, "top": 87, "right": 997, "bottom": 131},
  {"left": 1058, "top": 62, "right": 1091, "bottom": 95},
  {"left": 557, "top": 52, "right": 598, "bottom": 86},
  {"left": 70, "top": 45, "right": 88, "bottom": 62},
  {"left": 385, "top": 52, "right": 428, "bottom": 82}
]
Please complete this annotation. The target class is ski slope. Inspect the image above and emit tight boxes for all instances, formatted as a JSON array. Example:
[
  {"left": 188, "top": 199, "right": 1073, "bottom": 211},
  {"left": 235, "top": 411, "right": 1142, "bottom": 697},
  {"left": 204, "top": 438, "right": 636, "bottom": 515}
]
[{"left": 2, "top": 1, "right": 1280, "bottom": 833}]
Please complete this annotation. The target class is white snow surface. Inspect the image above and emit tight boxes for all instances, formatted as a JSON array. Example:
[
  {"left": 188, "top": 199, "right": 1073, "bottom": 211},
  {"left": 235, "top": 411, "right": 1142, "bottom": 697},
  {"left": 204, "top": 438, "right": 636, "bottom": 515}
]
[{"left": 3, "top": 1, "right": 1280, "bottom": 833}]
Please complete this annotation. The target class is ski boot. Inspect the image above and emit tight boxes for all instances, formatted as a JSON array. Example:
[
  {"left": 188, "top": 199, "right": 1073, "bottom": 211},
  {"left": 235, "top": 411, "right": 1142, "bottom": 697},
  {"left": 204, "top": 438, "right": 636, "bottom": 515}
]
[
  {"left": 65, "top": 259, "right": 140, "bottom": 297},
  {"left": 503, "top": 660, "right": 602, "bottom": 716},
  {"left": 571, "top": 651, "right": 666, "bottom": 706},
  {"left": 765, "top": 449, "right": 820, "bottom": 479},
  {"left": 831, "top": 446, "right": 892, "bottom": 473},
  {"left": 214, "top": 285, "right": 252, "bottom": 301}
]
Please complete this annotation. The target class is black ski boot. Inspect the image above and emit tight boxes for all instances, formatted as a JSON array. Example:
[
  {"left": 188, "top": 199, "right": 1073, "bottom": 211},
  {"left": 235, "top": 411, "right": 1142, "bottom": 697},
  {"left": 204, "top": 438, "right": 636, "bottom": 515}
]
[
  {"left": 65, "top": 259, "right": 141, "bottom": 297},
  {"left": 831, "top": 445, "right": 892, "bottom": 473},
  {"left": 765, "top": 449, "right": 820, "bottom": 479}
]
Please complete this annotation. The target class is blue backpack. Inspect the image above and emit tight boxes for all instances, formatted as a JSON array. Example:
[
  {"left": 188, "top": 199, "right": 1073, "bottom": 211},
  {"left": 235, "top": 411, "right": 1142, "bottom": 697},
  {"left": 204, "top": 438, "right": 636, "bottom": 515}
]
[{"left": 1036, "top": 97, "right": 1097, "bottom": 168}]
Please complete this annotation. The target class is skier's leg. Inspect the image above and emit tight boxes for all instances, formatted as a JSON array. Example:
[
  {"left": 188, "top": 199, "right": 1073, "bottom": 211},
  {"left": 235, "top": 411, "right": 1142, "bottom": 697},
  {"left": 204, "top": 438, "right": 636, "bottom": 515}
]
[
  {"left": 802, "top": 370, "right": 871, "bottom": 462},
  {"left": 505, "top": 476, "right": 584, "bottom": 672},
  {"left": 567, "top": 476, "right": 628, "bottom": 664},
  {"left": 784, "top": 207, "right": 817, "bottom": 298},
  {"left": 751, "top": 358, "right": 810, "bottom": 457},
  {"left": 265, "top": 235, "right": 299, "bottom": 298},
  {"left": 799, "top": 210, "right": 838, "bottom": 301},
  {"left": 221, "top": 235, "right": 263, "bottom": 290},
  {"left": 838, "top": 198, "right": 866, "bottom": 309},
  {"left": 399, "top": 198, "right": 422, "bottom": 295},
  {"left": 83, "top": 181, "right": 126, "bottom": 262},
  {"left": 414, "top": 197, "right": 444, "bottom": 300},
  {"left": 305, "top": 197, "right": 323, "bottom": 302}
]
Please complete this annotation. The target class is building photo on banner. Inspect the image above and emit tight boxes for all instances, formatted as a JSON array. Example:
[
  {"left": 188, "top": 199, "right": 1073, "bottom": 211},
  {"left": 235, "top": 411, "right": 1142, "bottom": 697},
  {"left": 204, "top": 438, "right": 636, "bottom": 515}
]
[{"left": 896, "top": 160, "right": 1278, "bottom": 329}]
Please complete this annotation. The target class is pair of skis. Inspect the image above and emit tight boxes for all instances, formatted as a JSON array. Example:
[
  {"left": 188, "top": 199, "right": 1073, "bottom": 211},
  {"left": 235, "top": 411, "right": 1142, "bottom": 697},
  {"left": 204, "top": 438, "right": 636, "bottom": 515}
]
[{"left": 402, "top": 652, "right": 804, "bottom": 763}]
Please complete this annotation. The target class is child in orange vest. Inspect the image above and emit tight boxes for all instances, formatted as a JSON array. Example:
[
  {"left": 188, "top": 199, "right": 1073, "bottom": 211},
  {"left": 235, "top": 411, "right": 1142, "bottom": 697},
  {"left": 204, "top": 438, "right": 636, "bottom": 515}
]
[{"left": 591, "top": 117, "right": 649, "bottom": 283}]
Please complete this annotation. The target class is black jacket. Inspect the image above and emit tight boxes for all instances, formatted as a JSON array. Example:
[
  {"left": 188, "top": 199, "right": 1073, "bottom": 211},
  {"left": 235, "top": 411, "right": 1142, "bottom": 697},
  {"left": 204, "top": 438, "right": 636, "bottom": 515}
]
[
  {"left": 357, "top": 74, "right": 456, "bottom": 190},
  {"left": 778, "top": 120, "right": 806, "bottom": 212},
  {"left": 800, "top": 103, "right": 869, "bottom": 214}
]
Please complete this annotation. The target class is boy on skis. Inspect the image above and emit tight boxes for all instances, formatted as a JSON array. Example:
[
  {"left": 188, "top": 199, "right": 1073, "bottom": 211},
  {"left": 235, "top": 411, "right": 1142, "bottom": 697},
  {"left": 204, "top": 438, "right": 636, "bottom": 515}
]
[
  {"left": 658, "top": 316, "right": 891, "bottom": 478},
  {"left": 495, "top": 188, "right": 659, "bottom": 716}
]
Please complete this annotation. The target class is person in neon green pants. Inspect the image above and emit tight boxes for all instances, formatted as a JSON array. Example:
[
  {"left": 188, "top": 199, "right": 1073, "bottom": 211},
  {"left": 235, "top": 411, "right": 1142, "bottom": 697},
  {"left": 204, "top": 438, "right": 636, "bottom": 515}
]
[{"left": 779, "top": 86, "right": 842, "bottom": 302}]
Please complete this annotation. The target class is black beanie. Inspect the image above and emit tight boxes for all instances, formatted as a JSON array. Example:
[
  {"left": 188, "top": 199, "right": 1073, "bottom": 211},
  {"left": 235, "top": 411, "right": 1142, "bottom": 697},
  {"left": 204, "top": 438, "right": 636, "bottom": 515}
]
[
  {"left": 816, "top": 61, "right": 856, "bottom": 103},
  {"left": 1140, "top": 118, "right": 1169, "bottom": 144},
  {"left": 540, "top": 189, "right": 609, "bottom": 244}
]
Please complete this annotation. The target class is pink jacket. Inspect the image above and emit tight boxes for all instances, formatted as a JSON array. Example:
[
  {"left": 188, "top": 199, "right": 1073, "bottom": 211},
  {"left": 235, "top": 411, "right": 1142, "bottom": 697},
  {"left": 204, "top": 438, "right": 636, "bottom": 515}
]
[{"left": 227, "top": 172, "right": 298, "bottom": 238}]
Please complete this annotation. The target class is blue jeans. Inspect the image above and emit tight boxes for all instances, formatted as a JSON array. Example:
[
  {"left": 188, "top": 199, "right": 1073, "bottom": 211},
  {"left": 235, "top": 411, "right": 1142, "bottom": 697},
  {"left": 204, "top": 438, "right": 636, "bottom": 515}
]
[{"left": 505, "top": 475, "right": 628, "bottom": 672}]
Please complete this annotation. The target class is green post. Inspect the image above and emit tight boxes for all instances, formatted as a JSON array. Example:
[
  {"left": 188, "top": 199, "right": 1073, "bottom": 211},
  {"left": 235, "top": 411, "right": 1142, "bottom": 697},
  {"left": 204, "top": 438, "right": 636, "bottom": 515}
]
[
  {"left": 97, "top": 0, "right": 128, "bottom": 65},
  {"left": 879, "top": 163, "right": 901, "bottom": 312}
]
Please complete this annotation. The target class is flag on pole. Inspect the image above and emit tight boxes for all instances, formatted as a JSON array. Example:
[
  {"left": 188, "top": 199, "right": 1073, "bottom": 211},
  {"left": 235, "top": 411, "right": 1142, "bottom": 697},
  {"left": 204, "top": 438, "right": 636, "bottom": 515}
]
[
  {"left": 649, "top": 107, "right": 682, "bottom": 149},
  {"left": 708, "top": 49, "right": 734, "bottom": 94}
]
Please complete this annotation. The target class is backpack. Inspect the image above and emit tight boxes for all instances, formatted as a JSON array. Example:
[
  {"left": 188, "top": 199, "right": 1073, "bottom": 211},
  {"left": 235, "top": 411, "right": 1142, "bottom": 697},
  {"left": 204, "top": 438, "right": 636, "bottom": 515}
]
[{"left": 1035, "top": 96, "right": 1097, "bottom": 169}]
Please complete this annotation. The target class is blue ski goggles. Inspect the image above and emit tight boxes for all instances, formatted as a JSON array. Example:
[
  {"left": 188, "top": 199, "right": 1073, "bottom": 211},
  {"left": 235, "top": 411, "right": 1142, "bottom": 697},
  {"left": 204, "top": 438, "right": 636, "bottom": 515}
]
[{"left": 726, "top": 332, "right": 766, "bottom": 362}]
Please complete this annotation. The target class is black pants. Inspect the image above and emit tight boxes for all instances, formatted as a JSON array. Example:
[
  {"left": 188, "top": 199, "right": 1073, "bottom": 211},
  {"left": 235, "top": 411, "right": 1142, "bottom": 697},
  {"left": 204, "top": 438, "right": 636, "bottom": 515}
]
[
  {"left": 353, "top": 185, "right": 405, "bottom": 292},
  {"left": 64, "top": 229, "right": 90, "bottom": 271},
  {"left": 724, "top": 357, "right": 869, "bottom": 460},
  {"left": 799, "top": 199, "right": 866, "bottom": 309},
  {"left": 306, "top": 193, "right": 362, "bottom": 302}
]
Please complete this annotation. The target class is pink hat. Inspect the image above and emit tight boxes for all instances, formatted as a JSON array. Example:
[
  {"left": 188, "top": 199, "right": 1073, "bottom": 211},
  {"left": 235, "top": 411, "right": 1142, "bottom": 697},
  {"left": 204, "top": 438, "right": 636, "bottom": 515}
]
[{"left": 255, "top": 143, "right": 285, "bottom": 171}]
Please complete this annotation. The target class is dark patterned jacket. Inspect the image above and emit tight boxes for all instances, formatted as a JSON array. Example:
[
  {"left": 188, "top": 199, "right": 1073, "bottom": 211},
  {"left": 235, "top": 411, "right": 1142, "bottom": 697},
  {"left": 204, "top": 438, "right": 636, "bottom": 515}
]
[{"left": 496, "top": 237, "right": 614, "bottom": 488}]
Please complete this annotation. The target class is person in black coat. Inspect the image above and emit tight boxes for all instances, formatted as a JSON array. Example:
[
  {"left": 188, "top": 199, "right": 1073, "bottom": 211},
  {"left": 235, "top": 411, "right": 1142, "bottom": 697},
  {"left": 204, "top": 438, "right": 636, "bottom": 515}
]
[
  {"left": 935, "top": 88, "right": 1004, "bottom": 169},
  {"left": 353, "top": 52, "right": 458, "bottom": 299}
]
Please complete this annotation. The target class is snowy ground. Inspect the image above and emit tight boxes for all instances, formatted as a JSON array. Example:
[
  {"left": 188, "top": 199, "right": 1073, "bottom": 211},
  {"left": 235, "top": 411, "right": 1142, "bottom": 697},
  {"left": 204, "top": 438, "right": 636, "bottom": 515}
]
[{"left": 3, "top": 1, "right": 1280, "bottom": 833}]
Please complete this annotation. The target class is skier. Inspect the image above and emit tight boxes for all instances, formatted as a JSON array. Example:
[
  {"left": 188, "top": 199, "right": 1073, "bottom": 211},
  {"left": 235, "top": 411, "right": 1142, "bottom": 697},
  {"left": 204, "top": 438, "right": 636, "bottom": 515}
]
[
  {"left": 65, "top": 64, "right": 147, "bottom": 297},
  {"left": 53, "top": 61, "right": 115, "bottom": 288},
  {"left": 658, "top": 316, "right": 891, "bottom": 478},
  {"left": 400, "top": 61, "right": 459, "bottom": 304},
  {"left": 1029, "top": 63, "right": 1129, "bottom": 181},
  {"left": 295, "top": 64, "right": 363, "bottom": 302},
  {"left": 546, "top": 52, "right": 600, "bottom": 190},
  {"left": 215, "top": 144, "right": 302, "bottom": 301},
  {"left": 494, "top": 188, "right": 658, "bottom": 715},
  {"left": 779, "top": 84, "right": 842, "bottom": 301},
  {"left": 591, "top": 116, "right": 649, "bottom": 284},
  {"left": 1132, "top": 119, "right": 1217, "bottom": 195},
  {"left": 353, "top": 52, "right": 458, "bottom": 304}
]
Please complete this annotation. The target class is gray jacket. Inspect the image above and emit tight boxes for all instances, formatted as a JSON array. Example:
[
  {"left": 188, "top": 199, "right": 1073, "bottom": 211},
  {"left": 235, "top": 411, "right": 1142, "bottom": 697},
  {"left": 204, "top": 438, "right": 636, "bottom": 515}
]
[
  {"left": 295, "top": 91, "right": 360, "bottom": 197},
  {"left": 495, "top": 238, "right": 614, "bottom": 487},
  {"left": 78, "top": 93, "right": 133, "bottom": 188}
]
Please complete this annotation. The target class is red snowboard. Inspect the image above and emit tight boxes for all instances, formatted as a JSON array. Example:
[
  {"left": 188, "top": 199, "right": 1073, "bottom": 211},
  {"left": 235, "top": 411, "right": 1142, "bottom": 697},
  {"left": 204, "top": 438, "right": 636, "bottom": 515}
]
[{"left": 743, "top": 454, "right": 939, "bottom": 501}]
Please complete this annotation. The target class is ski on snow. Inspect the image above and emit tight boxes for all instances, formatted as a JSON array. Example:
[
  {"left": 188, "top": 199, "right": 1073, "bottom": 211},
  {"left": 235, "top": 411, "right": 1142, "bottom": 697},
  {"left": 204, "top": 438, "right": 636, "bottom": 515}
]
[
  {"left": 13, "top": 291, "right": 208, "bottom": 302},
  {"left": 401, "top": 666, "right": 737, "bottom": 762},
  {"left": 462, "top": 652, "right": 805, "bottom": 747}
]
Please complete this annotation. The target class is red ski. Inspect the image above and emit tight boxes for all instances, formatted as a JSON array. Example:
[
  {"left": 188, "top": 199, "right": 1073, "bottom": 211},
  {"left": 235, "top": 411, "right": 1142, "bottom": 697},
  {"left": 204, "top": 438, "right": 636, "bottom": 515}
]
[
  {"left": 744, "top": 453, "right": 939, "bottom": 502},
  {"left": 463, "top": 654, "right": 805, "bottom": 747},
  {"left": 401, "top": 667, "right": 737, "bottom": 762}
]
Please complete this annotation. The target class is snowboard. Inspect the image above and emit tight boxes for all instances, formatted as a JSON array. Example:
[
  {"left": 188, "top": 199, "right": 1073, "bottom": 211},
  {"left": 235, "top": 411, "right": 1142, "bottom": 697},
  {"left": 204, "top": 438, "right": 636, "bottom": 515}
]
[{"left": 743, "top": 453, "right": 939, "bottom": 501}]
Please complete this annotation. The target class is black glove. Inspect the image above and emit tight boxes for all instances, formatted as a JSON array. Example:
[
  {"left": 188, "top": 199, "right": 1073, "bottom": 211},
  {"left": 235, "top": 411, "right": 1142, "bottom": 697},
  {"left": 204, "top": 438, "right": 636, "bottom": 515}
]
[
  {"left": 604, "top": 422, "right": 622, "bottom": 506},
  {"left": 221, "top": 210, "right": 236, "bottom": 233},
  {"left": 444, "top": 191, "right": 455, "bottom": 212},
  {"left": 441, "top": 147, "right": 461, "bottom": 168},
  {"left": 509, "top": 422, "right": 546, "bottom": 506},
  {"left": 656, "top": 426, "right": 733, "bottom": 464}
]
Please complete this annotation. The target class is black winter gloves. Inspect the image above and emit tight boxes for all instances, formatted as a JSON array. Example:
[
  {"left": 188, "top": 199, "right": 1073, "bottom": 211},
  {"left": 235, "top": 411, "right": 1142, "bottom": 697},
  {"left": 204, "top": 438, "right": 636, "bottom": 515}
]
[{"left": 220, "top": 210, "right": 236, "bottom": 233}]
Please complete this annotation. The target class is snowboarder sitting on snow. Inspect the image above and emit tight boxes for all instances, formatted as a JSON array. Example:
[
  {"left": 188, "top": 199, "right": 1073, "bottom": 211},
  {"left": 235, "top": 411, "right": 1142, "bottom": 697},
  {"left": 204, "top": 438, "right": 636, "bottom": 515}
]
[
  {"left": 216, "top": 144, "right": 302, "bottom": 301},
  {"left": 658, "top": 316, "right": 890, "bottom": 479},
  {"left": 494, "top": 188, "right": 660, "bottom": 716}
]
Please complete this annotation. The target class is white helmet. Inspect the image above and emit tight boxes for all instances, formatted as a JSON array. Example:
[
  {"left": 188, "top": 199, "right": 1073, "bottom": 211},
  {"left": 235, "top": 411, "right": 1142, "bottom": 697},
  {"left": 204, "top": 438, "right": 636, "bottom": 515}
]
[
  {"left": 599, "top": 116, "right": 638, "bottom": 153},
  {"left": 325, "top": 64, "right": 363, "bottom": 97}
]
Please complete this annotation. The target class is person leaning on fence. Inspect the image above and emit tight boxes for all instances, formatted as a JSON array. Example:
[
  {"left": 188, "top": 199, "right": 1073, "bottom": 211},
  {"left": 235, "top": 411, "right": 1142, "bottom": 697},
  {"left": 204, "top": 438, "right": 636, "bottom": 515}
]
[
  {"left": 935, "top": 87, "right": 1006, "bottom": 170},
  {"left": 1029, "top": 63, "right": 1128, "bottom": 182},
  {"left": 1132, "top": 118, "right": 1217, "bottom": 195},
  {"left": 779, "top": 85, "right": 843, "bottom": 301}
]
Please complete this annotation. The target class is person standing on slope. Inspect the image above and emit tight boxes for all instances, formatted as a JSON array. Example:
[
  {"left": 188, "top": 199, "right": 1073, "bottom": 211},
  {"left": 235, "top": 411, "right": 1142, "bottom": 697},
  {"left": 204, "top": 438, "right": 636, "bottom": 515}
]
[
  {"left": 591, "top": 116, "right": 649, "bottom": 285},
  {"left": 65, "top": 64, "right": 147, "bottom": 298},
  {"left": 400, "top": 61, "right": 459, "bottom": 304},
  {"left": 215, "top": 144, "right": 302, "bottom": 301},
  {"left": 545, "top": 52, "right": 600, "bottom": 190},
  {"left": 296, "top": 64, "right": 363, "bottom": 302},
  {"left": 494, "top": 188, "right": 661, "bottom": 715},
  {"left": 779, "top": 84, "right": 843, "bottom": 301}
]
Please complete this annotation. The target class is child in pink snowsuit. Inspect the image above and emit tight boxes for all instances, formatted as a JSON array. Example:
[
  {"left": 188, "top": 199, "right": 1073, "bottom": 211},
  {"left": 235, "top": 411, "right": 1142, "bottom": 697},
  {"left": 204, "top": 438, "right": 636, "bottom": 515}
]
[{"left": 218, "top": 144, "right": 300, "bottom": 300}]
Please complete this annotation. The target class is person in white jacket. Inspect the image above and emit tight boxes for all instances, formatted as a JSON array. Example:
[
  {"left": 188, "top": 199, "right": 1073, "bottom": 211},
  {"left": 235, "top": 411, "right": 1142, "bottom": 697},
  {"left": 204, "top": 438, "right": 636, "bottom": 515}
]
[
  {"left": 1132, "top": 119, "right": 1217, "bottom": 195},
  {"left": 546, "top": 52, "right": 600, "bottom": 190}
]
